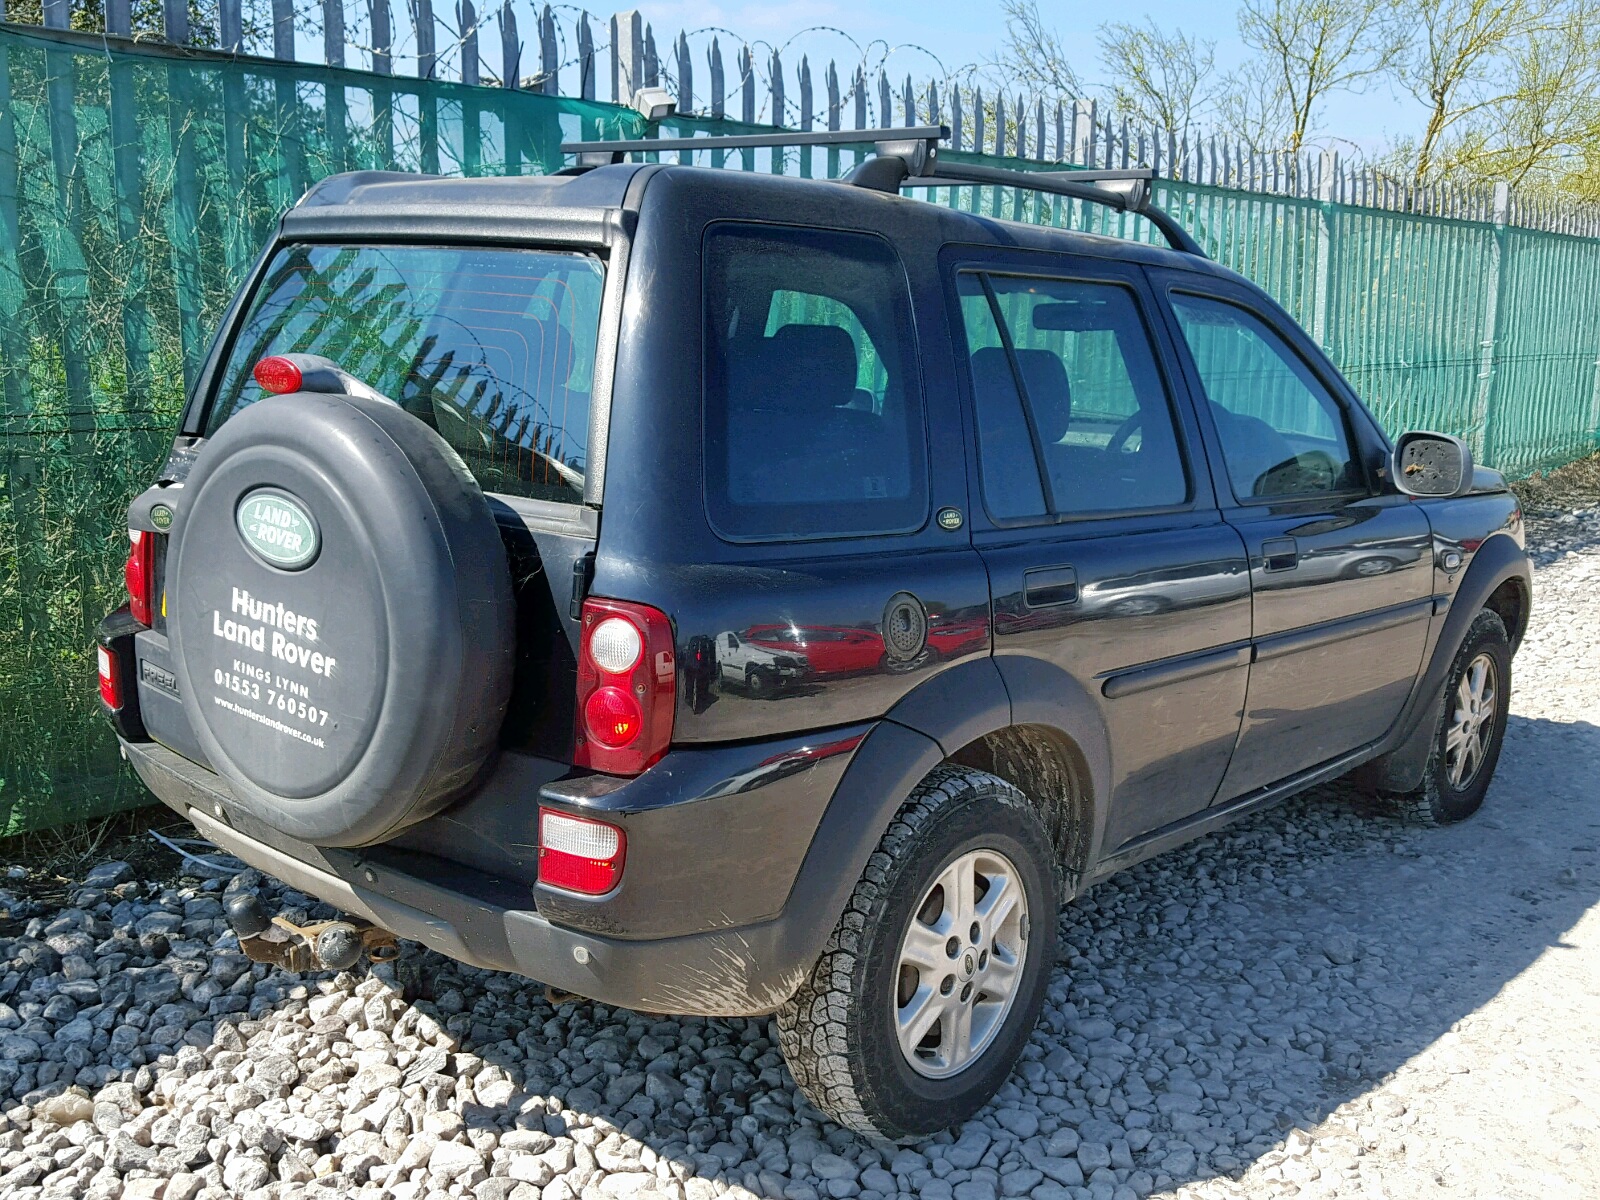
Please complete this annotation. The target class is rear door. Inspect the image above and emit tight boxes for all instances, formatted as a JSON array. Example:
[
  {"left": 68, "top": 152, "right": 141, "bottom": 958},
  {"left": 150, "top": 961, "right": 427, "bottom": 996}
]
[
  {"left": 1153, "top": 275, "right": 1433, "bottom": 800},
  {"left": 946, "top": 249, "right": 1253, "bottom": 851}
]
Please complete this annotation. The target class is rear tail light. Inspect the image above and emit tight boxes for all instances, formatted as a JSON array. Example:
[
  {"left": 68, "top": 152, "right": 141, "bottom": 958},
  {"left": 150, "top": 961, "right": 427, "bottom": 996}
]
[
  {"left": 253, "top": 355, "right": 303, "bottom": 395},
  {"left": 539, "top": 809, "right": 626, "bottom": 895},
  {"left": 98, "top": 644, "right": 122, "bottom": 711},
  {"left": 125, "top": 530, "right": 154, "bottom": 626},
  {"left": 574, "top": 597, "right": 675, "bottom": 774}
]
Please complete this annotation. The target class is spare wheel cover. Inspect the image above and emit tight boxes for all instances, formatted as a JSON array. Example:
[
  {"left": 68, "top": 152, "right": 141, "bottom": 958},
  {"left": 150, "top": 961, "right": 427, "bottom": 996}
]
[{"left": 166, "top": 392, "right": 515, "bottom": 846}]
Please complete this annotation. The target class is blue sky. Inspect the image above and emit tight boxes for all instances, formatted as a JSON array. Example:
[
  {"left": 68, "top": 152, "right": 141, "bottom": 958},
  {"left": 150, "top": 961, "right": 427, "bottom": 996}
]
[{"left": 636, "top": 0, "right": 1424, "bottom": 155}]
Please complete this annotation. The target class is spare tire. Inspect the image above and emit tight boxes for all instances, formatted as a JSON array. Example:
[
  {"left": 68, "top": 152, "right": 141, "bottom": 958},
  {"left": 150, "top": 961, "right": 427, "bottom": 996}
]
[{"left": 162, "top": 391, "right": 516, "bottom": 847}]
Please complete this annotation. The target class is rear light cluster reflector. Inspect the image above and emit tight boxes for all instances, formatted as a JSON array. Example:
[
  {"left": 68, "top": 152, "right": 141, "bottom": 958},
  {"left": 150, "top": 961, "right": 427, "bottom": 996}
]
[
  {"left": 574, "top": 597, "right": 675, "bottom": 775},
  {"left": 98, "top": 645, "right": 122, "bottom": 711},
  {"left": 253, "top": 355, "right": 304, "bottom": 395},
  {"left": 125, "top": 530, "right": 154, "bottom": 626},
  {"left": 539, "top": 809, "right": 626, "bottom": 895}
]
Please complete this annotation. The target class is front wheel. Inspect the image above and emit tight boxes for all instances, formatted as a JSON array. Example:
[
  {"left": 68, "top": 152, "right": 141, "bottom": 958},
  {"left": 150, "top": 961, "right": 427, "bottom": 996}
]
[
  {"left": 1384, "top": 608, "right": 1512, "bottom": 825},
  {"left": 776, "top": 766, "right": 1057, "bottom": 1141}
]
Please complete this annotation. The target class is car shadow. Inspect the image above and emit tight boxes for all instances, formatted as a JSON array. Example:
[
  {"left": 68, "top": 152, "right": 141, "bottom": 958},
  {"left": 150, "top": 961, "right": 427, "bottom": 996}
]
[{"left": 11, "top": 715, "right": 1596, "bottom": 1198}]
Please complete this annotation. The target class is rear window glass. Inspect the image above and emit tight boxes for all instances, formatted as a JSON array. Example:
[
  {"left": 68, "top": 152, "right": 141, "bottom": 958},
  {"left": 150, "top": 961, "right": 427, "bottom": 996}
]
[
  {"left": 703, "top": 223, "right": 928, "bottom": 541},
  {"left": 209, "top": 244, "right": 605, "bottom": 503}
]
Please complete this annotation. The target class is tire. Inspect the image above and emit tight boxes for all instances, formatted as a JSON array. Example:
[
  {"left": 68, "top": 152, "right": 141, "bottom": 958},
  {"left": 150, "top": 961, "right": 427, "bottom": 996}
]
[
  {"left": 745, "top": 666, "right": 774, "bottom": 697},
  {"left": 776, "top": 766, "right": 1058, "bottom": 1141},
  {"left": 1383, "top": 608, "right": 1511, "bottom": 826},
  {"left": 163, "top": 391, "right": 515, "bottom": 847}
]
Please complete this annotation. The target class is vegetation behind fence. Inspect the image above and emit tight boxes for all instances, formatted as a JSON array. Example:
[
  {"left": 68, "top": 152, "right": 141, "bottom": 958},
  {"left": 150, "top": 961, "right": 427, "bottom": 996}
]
[{"left": 3, "top": 23, "right": 1599, "bottom": 833}]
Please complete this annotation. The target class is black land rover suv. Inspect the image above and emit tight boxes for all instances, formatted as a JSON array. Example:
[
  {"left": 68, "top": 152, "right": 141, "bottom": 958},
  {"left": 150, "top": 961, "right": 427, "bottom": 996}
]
[{"left": 98, "top": 132, "right": 1532, "bottom": 1140}]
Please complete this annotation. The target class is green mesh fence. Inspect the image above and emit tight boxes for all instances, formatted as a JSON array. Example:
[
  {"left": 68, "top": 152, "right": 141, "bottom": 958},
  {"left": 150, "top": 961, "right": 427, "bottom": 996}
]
[
  {"left": 0, "top": 25, "right": 638, "bottom": 833},
  {"left": 4, "top": 27, "right": 1599, "bottom": 832}
]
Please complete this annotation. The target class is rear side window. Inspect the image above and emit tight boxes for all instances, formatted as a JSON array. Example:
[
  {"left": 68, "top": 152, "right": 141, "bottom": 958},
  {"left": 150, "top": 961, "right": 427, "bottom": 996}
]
[
  {"left": 209, "top": 244, "right": 605, "bottom": 503},
  {"left": 703, "top": 224, "right": 928, "bottom": 541},
  {"left": 955, "top": 272, "right": 1189, "bottom": 519}
]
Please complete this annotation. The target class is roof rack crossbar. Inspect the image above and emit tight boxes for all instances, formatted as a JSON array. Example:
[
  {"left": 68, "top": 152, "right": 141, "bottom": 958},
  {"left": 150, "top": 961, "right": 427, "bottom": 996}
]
[
  {"left": 561, "top": 125, "right": 947, "bottom": 164},
  {"left": 559, "top": 127, "right": 1205, "bottom": 257}
]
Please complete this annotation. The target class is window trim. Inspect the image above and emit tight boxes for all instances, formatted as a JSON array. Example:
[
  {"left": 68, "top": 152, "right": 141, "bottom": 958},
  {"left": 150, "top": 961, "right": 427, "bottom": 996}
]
[
  {"left": 952, "top": 265, "right": 1199, "bottom": 528},
  {"left": 1165, "top": 287, "right": 1375, "bottom": 507},
  {"left": 699, "top": 220, "right": 933, "bottom": 546}
]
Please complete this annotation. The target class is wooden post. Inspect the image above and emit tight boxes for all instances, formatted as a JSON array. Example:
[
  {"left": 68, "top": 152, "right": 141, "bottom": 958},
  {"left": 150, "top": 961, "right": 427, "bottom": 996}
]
[
  {"left": 322, "top": 0, "right": 344, "bottom": 65},
  {"left": 459, "top": 0, "right": 479, "bottom": 85}
]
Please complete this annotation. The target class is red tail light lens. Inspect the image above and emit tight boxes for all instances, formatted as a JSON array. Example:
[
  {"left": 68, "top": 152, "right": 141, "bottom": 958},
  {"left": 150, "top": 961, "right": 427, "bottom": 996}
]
[
  {"left": 125, "top": 530, "right": 154, "bottom": 626},
  {"left": 539, "top": 809, "right": 626, "bottom": 895},
  {"left": 98, "top": 645, "right": 122, "bottom": 711},
  {"left": 253, "top": 355, "right": 303, "bottom": 395},
  {"left": 574, "top": 597, "right": 675, "bottom": 774}
]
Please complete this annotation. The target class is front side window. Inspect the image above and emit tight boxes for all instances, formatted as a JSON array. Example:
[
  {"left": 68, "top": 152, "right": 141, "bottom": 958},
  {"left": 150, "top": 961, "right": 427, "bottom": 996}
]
[
  {"left": 211, "top": 244, "right": 605, "bottom": 503},
  {"left": 704, "top": 224, "right": 928, "bottom": 541},
  {"left": 955, "top": 272, "right": 1189, "bottom": 519},
  {"left": 1168, "top": 293, "right": 1362, "bottom": 500}
]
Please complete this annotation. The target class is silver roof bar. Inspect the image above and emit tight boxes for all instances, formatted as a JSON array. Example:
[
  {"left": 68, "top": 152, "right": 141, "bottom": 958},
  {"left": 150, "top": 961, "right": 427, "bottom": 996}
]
[{"left": 558, "top": 126, "right": 1204, "bottom": 257}]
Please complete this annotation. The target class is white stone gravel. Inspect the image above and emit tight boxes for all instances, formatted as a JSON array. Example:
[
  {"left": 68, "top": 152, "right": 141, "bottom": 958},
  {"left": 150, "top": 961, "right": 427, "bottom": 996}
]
[{"left": 1, "top": 510, "right": 1597, "bottom": 1200}]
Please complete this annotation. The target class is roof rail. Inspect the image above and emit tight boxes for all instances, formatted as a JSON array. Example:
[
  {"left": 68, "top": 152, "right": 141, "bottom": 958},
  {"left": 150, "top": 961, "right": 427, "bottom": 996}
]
[{"left": 558, "top": 126, "right": 1204, "bottom": 257}]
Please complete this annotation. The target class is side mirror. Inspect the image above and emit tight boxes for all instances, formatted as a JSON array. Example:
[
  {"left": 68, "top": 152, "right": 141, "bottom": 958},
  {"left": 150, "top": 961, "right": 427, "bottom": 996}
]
[{"left": 1390, "top": 431, "right": 1475, "bottom": 498}]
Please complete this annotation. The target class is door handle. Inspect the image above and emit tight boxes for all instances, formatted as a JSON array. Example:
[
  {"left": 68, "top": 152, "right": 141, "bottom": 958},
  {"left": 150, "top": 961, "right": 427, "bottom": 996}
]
[
  {"left": 1024, "top": 565, "right": 1078, "bottom": 607},
  {"left": 1262, "top": 537, "right": 1299, "bottom": 571}
]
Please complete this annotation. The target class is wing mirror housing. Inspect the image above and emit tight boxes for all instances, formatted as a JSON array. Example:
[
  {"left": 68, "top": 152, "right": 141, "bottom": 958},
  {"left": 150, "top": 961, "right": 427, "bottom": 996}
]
[{"left": 1390, "top": 431, "right": 1475, "bottom": 498}]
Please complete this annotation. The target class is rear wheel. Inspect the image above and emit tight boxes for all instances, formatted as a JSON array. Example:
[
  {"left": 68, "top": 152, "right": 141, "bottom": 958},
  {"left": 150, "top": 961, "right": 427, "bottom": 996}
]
[
  {"left": 776, "top": 766, "right": 1057, "bottom": 1141},
  {"left": 1383, "top": 609, "right": 1511, "bottom": 826}
]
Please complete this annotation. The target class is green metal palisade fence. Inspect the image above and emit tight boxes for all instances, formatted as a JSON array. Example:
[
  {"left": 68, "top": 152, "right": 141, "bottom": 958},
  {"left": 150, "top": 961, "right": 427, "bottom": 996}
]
[
  {"left": 0, "top": 24, "right": 640, "bottom": 833},
  {"left": 2, "top": 25, "right": 1598, "bottom": 832}
]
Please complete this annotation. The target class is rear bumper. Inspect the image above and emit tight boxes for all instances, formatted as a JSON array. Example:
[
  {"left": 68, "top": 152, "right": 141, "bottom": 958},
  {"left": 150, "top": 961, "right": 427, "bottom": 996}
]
[{"left": 124, "top": 735, "right": 859, "bottom": 1015}]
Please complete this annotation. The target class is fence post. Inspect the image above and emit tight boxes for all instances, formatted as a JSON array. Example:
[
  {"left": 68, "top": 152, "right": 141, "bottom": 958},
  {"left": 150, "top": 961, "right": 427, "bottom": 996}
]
[
  {"left": 1310, "top": 148, "right": 1335, "bottom": 348},
  {"left": 43, "top": 0, "right": 68, "bottom": 28},
  {"left": 1071, "top": 98, "right": 1092, "bottom": 164},
  {"left": 459, "top": 0, "right": 479, "bottom": 85},
  {"left": 163, "top": 0, "right": 188, "bottom": 43},
  {"left": 1473, "top": 181, "right": 1511, "bottom": 464},
  {"left": 371, "top": 0, "right": 392, "bottom": 75},
  {"left": 537, "top": 5, "right": 555, "bottom": 93},
  {"left": 322, "top": 0, "right": 343, "bottom": 65},
  {"left": 106, "top": 0, "right": 132, "bottom": 36},
  {"left": 272, "top": 0, "right": 295, "bottom": 59},
  {"left": 413, "top": 0, "right": 436, "bottom": 78},
  {"left": 612, "top": 11, "right": 642, "bottom": 104},
  {"left": 500, "top": 5, "right": 520, "bottom": 89},
  {"left": 577, "top": 14, "right": 594, "bottom": 100},
  {"left": 709, "top": 38, "right": 723, "bottom": 117}
]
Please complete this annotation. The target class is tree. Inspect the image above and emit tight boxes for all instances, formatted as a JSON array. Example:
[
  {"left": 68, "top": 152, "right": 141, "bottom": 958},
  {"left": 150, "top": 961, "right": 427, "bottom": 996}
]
[
  {"left": 992, "top": 0, "right": 1085, "bottom": 98},
  {"left": 1236, "top": 0, "right": 1400, "bottom": 151},
  {"left": 1097, "top": 18, "right": 1218, "bottom": 138},
  {"left": 1393, "top": 0, "right": 1552, "bottom": 183}
]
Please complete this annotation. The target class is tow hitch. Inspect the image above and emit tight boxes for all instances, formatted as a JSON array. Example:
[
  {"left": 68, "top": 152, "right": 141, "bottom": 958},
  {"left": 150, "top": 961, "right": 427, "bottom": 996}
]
[{"left": 224, "top": 892, "right": 399, "bottom": 972}]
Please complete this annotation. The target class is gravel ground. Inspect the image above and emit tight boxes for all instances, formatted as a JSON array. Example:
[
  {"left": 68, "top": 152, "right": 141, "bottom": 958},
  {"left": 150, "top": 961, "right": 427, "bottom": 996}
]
[{"left": 1, "top": 501, "right": 1597, "bottom": 1200}]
